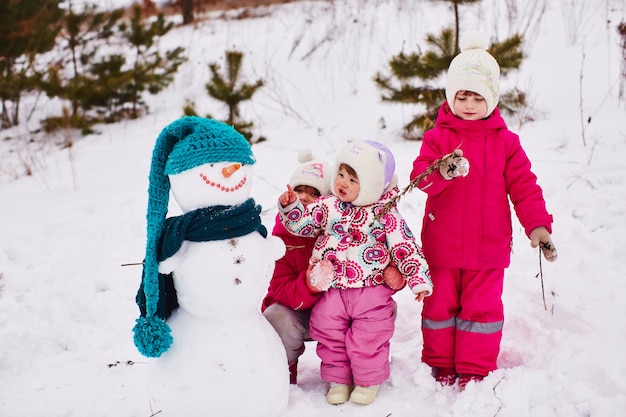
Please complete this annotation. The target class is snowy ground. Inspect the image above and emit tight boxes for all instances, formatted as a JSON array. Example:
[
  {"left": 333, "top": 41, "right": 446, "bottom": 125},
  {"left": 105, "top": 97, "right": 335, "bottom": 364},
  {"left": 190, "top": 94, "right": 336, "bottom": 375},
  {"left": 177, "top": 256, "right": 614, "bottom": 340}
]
[{"left": 1, "top": 0, "right": 626, "bottom": 416}]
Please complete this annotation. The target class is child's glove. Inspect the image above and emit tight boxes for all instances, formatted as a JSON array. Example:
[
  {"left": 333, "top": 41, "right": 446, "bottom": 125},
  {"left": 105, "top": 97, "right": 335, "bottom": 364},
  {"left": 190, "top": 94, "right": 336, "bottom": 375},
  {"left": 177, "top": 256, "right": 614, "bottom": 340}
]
[
  {"left": 305, "top": 258, "right": 334, "bottom": 293},
  {"left": 383, "top": 263, "right": 406, "bottom": 291},
  {"left": 529, "top": 226, "right": 558, "bottom": 262},
  {"left": 439, "top": 149, "right": 470, "bottom": 180}
]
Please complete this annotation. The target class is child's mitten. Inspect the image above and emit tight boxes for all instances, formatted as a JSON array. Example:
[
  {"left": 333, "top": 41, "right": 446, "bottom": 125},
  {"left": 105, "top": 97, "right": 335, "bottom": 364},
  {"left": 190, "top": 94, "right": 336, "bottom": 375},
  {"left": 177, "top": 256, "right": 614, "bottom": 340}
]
[
  {"left": 383, "top": 263, "right": 406, "bottom": 290},
  {"left": 529, "top": 226, "right": 558, "bottom": 262},
  {"left": 306, "top": 258, "right": 334, "bottom": 293},
  {"left": 439, "top": 149, "right": 470, "bottom": 180}
]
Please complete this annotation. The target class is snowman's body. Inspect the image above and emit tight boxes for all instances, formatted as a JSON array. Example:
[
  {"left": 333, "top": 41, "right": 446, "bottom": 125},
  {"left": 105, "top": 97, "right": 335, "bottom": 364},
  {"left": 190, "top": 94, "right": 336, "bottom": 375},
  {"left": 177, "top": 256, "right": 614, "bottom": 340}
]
[{"left": 148, "top": 162, "right": 288, "bottom": 416}]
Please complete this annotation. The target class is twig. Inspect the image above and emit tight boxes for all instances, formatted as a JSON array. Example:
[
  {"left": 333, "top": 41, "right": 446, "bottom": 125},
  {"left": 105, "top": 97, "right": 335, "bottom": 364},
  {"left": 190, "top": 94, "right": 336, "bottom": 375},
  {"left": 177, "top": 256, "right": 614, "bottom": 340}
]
[
  {"left": 579, "top": 47, "right": 587, "bottom": 147},
  {"left": 374, "top": 150, "right": 459, "bottom": 221},
  {"left": 491, "top": 376, "right": 505, "bottom": 416},
  {"left": 148, "top": 397, "right": 162, "bottom": 417},
  {"left": 121, "top": 262, "right": 144, "bottom": 267},
  {"left": 537, "top": 248, "right": 547, "bottom": 311},
  {"left": 107, "top": 360, "right": 147, "bottom": 368}
]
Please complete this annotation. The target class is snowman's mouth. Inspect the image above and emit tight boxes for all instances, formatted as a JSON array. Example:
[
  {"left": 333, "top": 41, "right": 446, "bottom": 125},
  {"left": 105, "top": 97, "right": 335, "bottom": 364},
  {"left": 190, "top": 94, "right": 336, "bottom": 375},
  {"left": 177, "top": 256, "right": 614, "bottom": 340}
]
[{"left": 199, "top": 173, "right": 247, "bottom": 192}]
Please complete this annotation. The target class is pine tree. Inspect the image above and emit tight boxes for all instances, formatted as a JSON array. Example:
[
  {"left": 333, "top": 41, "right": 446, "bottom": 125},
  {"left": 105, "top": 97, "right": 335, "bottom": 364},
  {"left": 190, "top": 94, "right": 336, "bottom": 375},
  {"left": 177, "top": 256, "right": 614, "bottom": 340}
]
[
  {"left": 42, "top": 4, "right": 186, "bottom": 134},
  {"left": 205, "top": 50, "right": 265, "bottom": 143},
  {"left": 374, "top": 28, "right": 456, "bottom": 138},
  {"left": 374, "top": 0, "right": 524, "bottom": 140},
  {"left": 0, "top": 0, "right": 63, "bottom": 129},
  {"left": 41, "top": 3, "right": 125, "bottom": 133},
  {"left": 117, "top": 5, "right": 186, "bottom": 120},
  {"left": 446, "top": 0, "right": 481, "bottom": 49}
]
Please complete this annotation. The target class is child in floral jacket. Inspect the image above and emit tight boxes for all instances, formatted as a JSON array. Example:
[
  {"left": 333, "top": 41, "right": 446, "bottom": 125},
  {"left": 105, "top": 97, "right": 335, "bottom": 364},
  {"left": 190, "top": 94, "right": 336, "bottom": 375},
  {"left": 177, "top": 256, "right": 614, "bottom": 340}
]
[{"left": 278, "top": 140, "right": 432, "bottom": 405}]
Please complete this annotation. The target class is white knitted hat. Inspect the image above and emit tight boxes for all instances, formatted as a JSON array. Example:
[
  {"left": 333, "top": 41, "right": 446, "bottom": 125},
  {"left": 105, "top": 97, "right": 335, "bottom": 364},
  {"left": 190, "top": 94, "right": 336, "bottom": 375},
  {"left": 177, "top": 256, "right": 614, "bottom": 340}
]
[
  {"left": 446, "top": 31, "right": 501, "bottom": 117},
  {"left": 289, "top": 149, "right": 331, "bottom": 196},
  {"left": 331, "top": 140, "right": 396, "bottom": 206}
]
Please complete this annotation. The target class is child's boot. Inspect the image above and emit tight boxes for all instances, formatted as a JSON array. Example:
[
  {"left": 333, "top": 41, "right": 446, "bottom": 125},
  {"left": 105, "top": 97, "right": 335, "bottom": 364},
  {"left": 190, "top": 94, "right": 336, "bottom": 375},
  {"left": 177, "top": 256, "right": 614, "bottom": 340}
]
[
  {"left": 433, "top": 366, "right": 457, "bottom": 386},
  {"left": 458, "top": 373, "right": 484, "bottom": 391},
  {"left": 326, "top": 383, "right": 353, "bottom": 405},
  {"left": 289, "top": 345, "right": 306, "bottom": 384},
  {"left": 349, "top": 384, "right": 380, "bottom": 405},
  {"left": 288, "top": 361, "right": 298, "bottom": 385}
]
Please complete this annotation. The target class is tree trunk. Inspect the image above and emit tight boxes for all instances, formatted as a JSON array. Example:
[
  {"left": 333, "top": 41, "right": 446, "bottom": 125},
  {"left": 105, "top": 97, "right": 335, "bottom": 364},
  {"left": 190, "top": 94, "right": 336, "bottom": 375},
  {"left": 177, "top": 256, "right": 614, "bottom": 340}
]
[{"left": 180, "top": 0, "right": 194, "bottom": 25}]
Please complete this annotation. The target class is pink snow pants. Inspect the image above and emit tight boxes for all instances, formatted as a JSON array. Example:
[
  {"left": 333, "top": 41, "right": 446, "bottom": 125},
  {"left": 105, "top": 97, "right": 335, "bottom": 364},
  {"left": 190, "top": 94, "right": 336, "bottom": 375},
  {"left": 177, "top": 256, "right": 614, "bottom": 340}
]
[
  {"left": 309, "top": 285, "right": 395, "bottom": 386},
  {"left": 421, "top": 267, "right": 504, "bottom": 376}
]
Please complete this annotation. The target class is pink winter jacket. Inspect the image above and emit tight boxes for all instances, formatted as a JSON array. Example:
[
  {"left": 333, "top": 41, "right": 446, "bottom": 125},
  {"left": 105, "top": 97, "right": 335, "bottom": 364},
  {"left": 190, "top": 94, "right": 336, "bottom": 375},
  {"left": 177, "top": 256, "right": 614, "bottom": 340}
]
[{"left": 410, "top": 102, "right": 553, "bottom": 270}]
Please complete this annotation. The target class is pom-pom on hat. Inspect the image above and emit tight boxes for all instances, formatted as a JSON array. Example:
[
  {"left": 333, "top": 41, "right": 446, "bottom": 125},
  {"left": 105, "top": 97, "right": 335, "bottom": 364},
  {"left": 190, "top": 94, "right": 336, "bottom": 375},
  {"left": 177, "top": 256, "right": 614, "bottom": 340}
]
[
  {"left": 446, "top": 31, "right": 501, "bottom": 117},
  {"left": 134, "top": 116, "right": 255, "bottom": 358},
  {"left": 289, "top": 149, "right": 331, "bottom": 196},
  {"left": 331, "top": 140, "right": 396, "bottom": 206}
]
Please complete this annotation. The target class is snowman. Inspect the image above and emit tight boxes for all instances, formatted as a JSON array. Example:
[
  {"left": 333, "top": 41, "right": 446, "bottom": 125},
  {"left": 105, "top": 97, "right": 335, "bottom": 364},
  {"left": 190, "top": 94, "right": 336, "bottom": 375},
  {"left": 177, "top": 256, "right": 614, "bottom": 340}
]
[{"left": 133, "top": 116, "right": 288, "bottom": 417}]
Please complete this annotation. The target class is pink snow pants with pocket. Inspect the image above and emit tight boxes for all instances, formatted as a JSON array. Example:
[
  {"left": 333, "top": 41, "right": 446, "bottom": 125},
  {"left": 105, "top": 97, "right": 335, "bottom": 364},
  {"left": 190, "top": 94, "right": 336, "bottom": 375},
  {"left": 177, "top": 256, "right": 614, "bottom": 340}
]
[
  {"left": 309, "top": 285, "right": 395, "bottom": 386},
  {"left": 421, "top": 267, "right": 504, "bottom": 376}
]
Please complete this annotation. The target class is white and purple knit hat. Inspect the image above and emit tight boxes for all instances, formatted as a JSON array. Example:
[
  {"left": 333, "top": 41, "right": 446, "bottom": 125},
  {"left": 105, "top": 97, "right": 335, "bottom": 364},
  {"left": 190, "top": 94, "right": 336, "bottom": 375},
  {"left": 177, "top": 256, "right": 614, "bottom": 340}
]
[{"left": 331, "top": 140, "right": 396, "bottom": 206}]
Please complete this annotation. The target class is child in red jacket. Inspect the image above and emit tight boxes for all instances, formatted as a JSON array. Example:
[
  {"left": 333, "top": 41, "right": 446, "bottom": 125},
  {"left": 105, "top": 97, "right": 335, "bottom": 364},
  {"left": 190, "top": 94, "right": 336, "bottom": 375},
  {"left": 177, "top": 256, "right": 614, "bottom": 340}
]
[
  {"left": 262, "top": 150, "right": 331, "bottom": 385},
  {"left": 410, "top": 32, "right": 558, "bottom": 390}
]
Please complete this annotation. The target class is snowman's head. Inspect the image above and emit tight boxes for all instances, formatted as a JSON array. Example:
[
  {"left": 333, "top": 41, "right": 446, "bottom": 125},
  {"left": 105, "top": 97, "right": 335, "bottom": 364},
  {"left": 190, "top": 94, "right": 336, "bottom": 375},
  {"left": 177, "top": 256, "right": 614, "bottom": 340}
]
[
  {"left": 169, "top": 162, "right": 254, "bottom": 211},
  {"left": 135, "top": 116, "right": 256, "bottom": 358}
]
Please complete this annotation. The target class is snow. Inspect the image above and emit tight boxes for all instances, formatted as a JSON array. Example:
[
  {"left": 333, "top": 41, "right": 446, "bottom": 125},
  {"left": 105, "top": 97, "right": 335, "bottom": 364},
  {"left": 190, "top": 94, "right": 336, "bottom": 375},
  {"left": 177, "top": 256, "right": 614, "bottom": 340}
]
[{"left": 1, "top": 0, "right": 626, "bottom": 416}]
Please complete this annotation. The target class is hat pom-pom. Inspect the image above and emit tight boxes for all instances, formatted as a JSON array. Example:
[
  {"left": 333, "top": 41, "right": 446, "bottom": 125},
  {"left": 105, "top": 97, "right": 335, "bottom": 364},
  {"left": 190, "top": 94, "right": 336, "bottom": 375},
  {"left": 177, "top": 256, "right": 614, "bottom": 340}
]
[
  {"left": 297, "top": 149, "right": 314, "bottom": 163},
  {"left": 133, "top": 316, "right": 173, "bottom": 358},
  {"left": 460, "top": 31, "right": 489, "bottom": 52}
]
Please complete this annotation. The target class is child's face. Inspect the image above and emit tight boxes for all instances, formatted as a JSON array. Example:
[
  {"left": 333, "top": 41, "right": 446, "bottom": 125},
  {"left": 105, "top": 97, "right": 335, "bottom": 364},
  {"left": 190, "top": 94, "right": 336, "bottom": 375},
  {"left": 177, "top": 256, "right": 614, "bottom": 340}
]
[
  {"left": 454, "top": 91, "right": 488, "bottom": 120},
  {"left": 294, "top": 185, "right": 321, "bottom": 207},
  {"left": 334, "top": 167, "right": 360, "bottom": 203}
]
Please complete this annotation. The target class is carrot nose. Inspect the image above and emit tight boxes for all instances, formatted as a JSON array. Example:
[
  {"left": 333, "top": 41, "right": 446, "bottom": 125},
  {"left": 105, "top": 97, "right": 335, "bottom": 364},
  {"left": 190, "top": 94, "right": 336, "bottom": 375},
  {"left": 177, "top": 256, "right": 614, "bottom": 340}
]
[{"left": 222, "top": 163, "right": 241, "bottom": 178}]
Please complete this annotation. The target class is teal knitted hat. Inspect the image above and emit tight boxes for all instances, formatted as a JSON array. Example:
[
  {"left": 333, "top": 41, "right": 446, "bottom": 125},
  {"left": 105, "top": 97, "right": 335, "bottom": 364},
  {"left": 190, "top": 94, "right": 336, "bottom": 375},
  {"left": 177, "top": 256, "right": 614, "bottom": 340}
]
[{"left": 133, "top": 116, "right": 255, "bottom": 358}]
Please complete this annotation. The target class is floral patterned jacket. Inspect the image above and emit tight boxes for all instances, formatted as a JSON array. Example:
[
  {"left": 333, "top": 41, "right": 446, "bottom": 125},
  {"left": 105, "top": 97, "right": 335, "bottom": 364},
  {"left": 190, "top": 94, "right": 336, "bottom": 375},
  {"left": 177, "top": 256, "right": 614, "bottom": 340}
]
[{"left": 278, "top": 186, "right": 432, "bottom": 296}]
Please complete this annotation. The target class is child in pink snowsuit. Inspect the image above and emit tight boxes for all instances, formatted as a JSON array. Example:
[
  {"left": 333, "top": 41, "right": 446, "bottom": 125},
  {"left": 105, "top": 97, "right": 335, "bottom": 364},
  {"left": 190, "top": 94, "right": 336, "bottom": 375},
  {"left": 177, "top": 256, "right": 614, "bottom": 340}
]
[
  {"left": 279, "top": 140, "right": 432, "bottom": 405},
  {"left": 410, "top": 32, "right": 558, "bottom": 390}
]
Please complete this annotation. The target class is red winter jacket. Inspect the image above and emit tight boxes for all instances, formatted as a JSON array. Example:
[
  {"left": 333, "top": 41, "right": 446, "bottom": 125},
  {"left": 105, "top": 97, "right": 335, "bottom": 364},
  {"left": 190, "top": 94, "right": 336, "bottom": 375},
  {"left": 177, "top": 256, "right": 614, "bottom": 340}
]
[
  {"left": 261, "top": 215, "right": 322, "bottom": 312},
  {"left": 410, "top": 102, "right": 553, "bottom": 270}
]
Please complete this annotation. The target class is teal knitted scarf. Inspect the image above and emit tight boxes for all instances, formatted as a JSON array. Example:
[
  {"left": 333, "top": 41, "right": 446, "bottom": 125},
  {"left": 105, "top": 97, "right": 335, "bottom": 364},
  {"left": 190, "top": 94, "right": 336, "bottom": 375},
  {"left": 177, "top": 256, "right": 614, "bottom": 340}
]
[{"left": 157, "top": 197, "right": 267, "bottom": 261}]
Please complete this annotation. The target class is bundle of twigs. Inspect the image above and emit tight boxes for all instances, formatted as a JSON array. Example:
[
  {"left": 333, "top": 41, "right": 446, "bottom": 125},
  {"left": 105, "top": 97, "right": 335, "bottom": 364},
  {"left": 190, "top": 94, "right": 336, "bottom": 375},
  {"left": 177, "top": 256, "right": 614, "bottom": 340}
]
[{"left": 375, "top": 149, "right": 461, "bottom": 221}]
